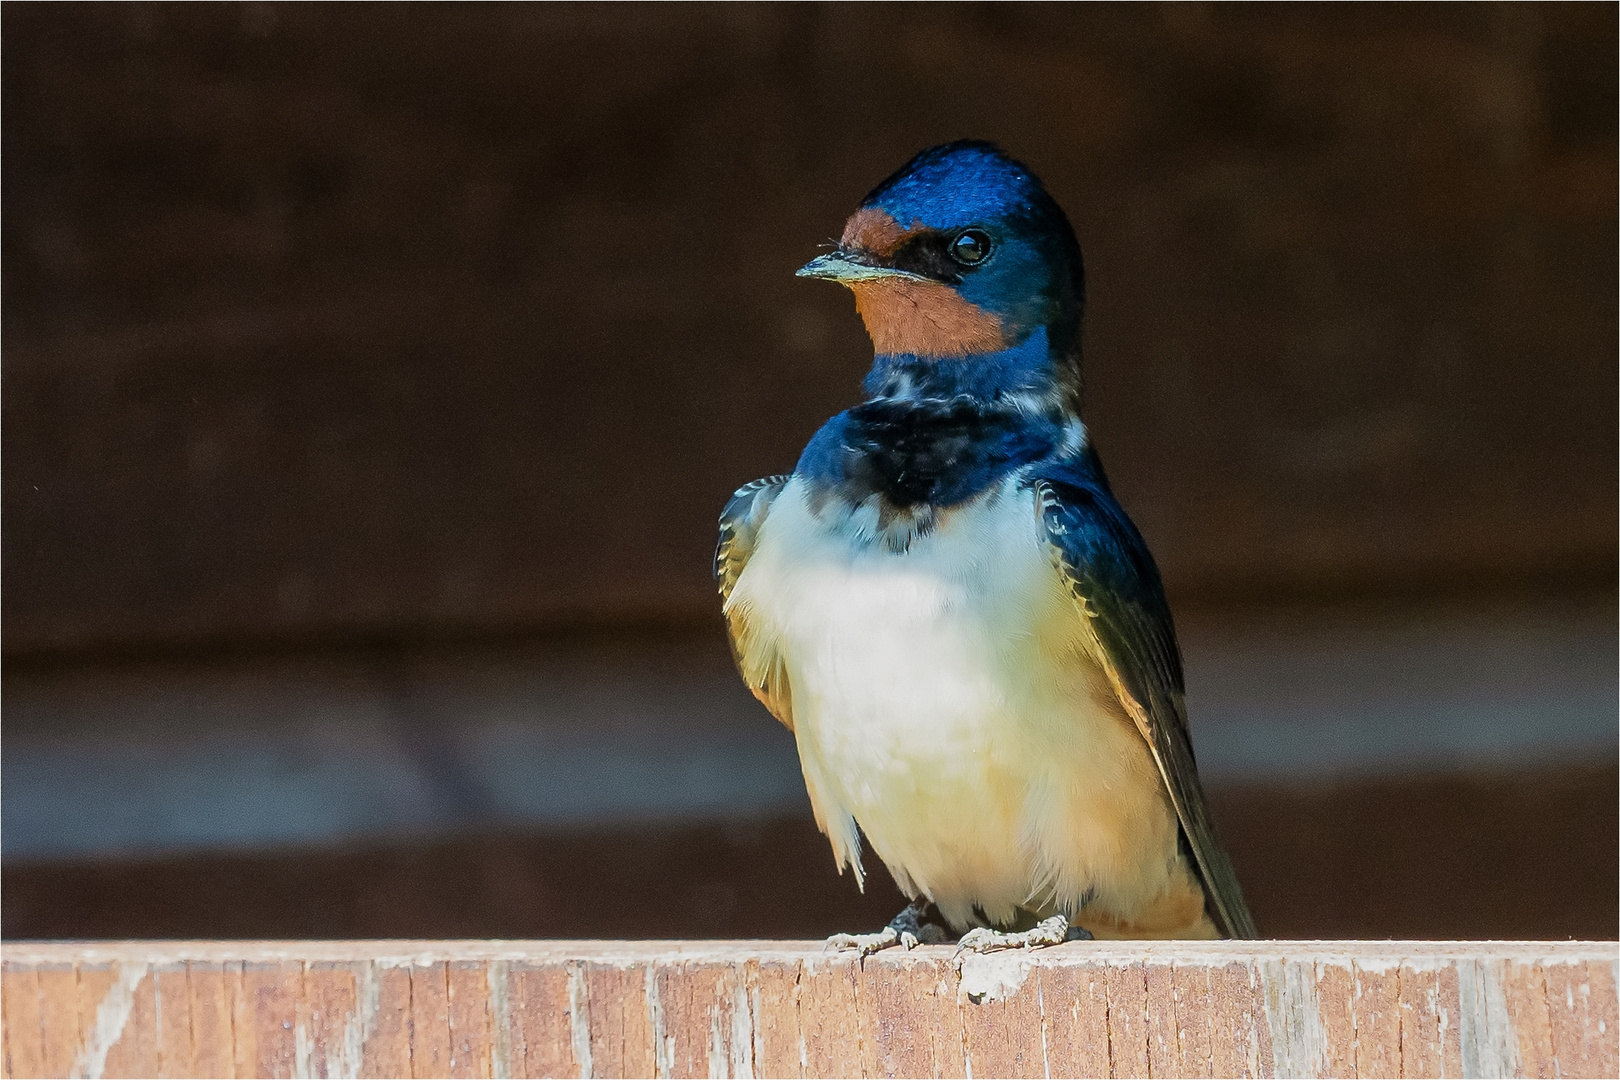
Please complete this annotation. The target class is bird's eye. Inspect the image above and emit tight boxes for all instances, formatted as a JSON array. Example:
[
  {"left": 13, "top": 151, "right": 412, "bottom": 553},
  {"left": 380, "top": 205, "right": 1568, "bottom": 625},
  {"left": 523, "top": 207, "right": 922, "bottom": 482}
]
[{"left": 949, "top": 229, "right": 992, "bottom": 266}]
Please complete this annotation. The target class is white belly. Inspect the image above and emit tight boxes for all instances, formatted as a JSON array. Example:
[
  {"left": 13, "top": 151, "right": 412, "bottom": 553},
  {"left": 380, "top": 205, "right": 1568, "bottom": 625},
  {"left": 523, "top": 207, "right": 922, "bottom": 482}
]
[{"left": 728, "top": 474, "right": 1177, "bottom": 929}]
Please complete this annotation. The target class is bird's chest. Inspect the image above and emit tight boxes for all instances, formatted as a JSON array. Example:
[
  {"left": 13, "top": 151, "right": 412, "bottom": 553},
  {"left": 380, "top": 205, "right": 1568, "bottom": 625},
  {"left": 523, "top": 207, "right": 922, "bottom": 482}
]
[
  {"left": 730, "top": 473, "right": 1165, "bottom": 925},
  {"left": 735, "top": 476, "right": 1084, "bottom": 818}
]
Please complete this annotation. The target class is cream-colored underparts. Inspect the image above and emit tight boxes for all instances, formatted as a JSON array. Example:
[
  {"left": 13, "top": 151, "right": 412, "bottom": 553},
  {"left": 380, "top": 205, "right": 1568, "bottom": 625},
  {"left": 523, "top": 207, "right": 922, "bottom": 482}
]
[{"left": 724, "top": 472, "right": 1207, "bottom": 935}]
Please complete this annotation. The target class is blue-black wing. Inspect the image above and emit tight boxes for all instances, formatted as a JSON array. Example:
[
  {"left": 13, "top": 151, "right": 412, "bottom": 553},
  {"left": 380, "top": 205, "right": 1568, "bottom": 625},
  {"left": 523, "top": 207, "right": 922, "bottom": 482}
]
[{"left": 1032, "top": 449, "right": 1257, "bottom": 939}]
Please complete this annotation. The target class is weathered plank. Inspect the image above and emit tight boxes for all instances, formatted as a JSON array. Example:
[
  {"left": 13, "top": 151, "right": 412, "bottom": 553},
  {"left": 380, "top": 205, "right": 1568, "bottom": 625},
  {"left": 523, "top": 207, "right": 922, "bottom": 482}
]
[{"left": 0, "top": 941, "right": 1612, "bottom": 1078}]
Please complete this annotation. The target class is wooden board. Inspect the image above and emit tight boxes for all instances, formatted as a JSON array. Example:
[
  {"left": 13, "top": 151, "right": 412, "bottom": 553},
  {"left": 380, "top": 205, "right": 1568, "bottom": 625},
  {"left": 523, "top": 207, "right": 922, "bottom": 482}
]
[{"left": 2, "top": 941, "right": 1614, "bottom": 1078}]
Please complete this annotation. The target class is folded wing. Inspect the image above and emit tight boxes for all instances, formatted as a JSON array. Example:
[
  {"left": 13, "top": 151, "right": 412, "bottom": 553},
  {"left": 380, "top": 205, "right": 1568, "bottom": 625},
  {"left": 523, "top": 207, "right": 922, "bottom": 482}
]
[
  {"left": 1032, "top": 456, "right": 1258, "bottom": 939},
  {"left": 715, "top": 475, "right": 795, "bottom": 731}
]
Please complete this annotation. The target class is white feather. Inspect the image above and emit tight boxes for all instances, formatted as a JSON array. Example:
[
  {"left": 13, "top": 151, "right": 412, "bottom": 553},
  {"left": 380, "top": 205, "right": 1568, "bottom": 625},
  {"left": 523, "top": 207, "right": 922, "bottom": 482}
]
[{"left": 727, "top": 472, "right": 1183, "bottom": 930}]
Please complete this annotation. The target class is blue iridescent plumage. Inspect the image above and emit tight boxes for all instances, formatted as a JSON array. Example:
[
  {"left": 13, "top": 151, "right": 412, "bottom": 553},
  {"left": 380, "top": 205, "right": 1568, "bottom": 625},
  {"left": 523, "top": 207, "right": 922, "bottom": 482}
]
[{"left": 718, "top": 141, "right": 1255, "bottom": 943}]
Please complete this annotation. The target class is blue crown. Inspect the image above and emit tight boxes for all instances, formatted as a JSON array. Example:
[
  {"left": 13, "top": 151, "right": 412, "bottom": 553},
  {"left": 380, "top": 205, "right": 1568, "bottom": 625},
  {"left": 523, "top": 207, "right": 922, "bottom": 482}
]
[{"left": 864, "top": 141, "right": 1047, "bottom": 230}]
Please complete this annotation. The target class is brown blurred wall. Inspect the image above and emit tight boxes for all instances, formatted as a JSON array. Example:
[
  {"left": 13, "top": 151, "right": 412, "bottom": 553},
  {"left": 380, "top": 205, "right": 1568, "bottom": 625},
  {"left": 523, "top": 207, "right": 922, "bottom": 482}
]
[{"left": 4, "top": 3, "right": 1615, "bottom": 657}]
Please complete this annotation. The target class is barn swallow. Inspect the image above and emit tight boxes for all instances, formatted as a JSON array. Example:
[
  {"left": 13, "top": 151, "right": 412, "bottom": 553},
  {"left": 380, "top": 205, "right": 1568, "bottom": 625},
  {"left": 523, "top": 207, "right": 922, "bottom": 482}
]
[{"left": 717, "top": 142, "right": 1255, "bottom": 953}]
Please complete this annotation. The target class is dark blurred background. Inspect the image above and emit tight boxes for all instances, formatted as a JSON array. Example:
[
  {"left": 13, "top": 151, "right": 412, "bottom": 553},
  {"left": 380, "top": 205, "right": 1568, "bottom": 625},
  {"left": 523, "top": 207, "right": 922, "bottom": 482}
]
[{"left": 4, "top": 3, "right": 1615, "bottom": 941}]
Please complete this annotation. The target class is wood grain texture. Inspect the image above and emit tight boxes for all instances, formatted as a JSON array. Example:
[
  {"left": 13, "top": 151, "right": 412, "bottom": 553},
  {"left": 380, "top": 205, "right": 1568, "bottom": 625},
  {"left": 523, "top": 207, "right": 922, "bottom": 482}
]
[
  {"left": 1394, "top": 958, "right": 1441, "bottom": 1079},
  {"left": 447, "top": 960, "right": 493, "bottom": 1079},
  {"left": 0, "top": 941, "right": 1612, "bottom": 1078},
  {"left": 152, "top": 965, "right": 192, "bottom": 1079},
  {"left": 1208, "top": 959, "right": 1270, "bottom": 1077},
  {"left": 1104, "top": 959, "right": 1151, "bottom": 1078},
  {"left": 1038, "top": 959, "right": 1113, "bottom": 1078},
  {"left": 1350, "top": 961, "right": 1400, "bottom": 1080},
  {"left": 237, "top": 961, "right": 297, "bottom": 1079},
  {"left": 749, "top": 957, "right": 804, "bottom": 1080},
  {"left": 507, "top": 962, "right": 574, "bottom": 1080},
  {"left": 366, "top": 962, "right": 409, "bottom": 1078},
  {"left": 1170, "top": 961, "right": 1215, "bottom": 1079},
  {"left": 301, "top": 961, "right": 360, "bottom": 1080},
  {"left": 32, "top": 966, "right": 77, "bottom": 1080},
  {"left": 2, "top": 963, "right": 44, "bottom": 1080},
  {"left": 1315, "top": 958, "right": 1358, "bottom": 1080}
]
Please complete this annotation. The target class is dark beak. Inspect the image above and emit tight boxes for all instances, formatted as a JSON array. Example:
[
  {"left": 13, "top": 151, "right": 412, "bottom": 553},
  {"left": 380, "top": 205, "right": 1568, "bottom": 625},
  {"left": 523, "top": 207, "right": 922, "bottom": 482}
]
[{"left": 796, "top": 250, "right": 928, "bottom": 284}]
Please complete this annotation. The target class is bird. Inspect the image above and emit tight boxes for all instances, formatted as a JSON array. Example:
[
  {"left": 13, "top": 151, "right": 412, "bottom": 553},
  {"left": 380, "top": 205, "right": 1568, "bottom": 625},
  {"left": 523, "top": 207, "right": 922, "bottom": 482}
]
[{"left": 715, "top": 141, "right": 1255, "bottom": 953}]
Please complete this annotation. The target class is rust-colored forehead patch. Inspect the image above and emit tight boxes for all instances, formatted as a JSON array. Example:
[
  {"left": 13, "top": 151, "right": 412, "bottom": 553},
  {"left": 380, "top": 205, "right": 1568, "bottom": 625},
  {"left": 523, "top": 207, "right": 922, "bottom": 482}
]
[{"left": 840, "top": 207, "right": 914, "bottom": 255}]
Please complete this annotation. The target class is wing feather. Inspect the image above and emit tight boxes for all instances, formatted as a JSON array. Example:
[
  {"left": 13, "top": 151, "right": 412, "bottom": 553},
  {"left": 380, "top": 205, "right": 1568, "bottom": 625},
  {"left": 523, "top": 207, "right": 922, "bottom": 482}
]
[
  {"left": 715, "top": 475, "right": 795, "bottom": 730},
  {"left": 1033, "top": 464, "right": 1258, "bottom": 939}
]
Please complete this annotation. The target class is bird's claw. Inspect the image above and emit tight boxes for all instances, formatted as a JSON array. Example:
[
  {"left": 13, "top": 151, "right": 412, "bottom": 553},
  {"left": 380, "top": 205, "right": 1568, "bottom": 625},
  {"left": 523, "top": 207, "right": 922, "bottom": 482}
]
[
  {"left": 826, "top": 898, "right": 953, "bottom": 956},
  {"left": 954, "top": 915, "right": 1087, "bottom": 961},
  {"left": 825, "top": 926, "right": 900, "bottom": 956}
]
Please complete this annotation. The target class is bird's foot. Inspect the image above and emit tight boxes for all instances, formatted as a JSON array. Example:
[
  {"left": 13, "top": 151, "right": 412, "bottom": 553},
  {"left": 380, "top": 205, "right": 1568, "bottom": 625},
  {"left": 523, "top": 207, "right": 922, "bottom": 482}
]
[
  {"left": 826, "top": 899, "right": 950, "bottom": 955},
  {"left": 954, "top": 914, "right": 1093, "bottom": 959},
  {"left": 824, "top": 925, "right": 902, "bottom": 957}
]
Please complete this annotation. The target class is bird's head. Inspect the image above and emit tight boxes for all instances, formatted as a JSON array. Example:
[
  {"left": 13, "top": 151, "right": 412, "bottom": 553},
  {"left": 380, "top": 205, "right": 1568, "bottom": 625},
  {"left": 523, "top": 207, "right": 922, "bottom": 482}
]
[{"left": 799, "top": 141, "right": 1085, "bottom": 411}]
